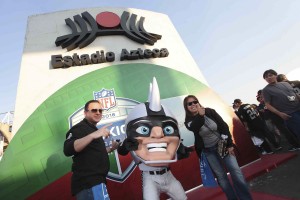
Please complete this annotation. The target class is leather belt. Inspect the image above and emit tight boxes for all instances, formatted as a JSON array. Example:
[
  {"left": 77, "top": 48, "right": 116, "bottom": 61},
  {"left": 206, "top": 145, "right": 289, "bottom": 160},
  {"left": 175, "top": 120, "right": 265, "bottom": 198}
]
[{"left": 149, "top": 168, "right": 170, "bottom": 175}]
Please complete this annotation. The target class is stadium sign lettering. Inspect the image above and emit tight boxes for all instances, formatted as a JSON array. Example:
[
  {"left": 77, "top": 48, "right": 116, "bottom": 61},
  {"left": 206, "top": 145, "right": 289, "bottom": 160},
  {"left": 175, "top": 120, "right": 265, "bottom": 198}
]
[{"left": 51, "top": 48, "right": 169, "bottom": 69}]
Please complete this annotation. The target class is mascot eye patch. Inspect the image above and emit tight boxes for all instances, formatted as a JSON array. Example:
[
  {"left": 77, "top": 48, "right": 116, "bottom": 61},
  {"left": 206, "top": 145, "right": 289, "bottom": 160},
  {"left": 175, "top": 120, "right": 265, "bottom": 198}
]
[{"left": 127, "top": 117, "right": 180, "bottom": 137}]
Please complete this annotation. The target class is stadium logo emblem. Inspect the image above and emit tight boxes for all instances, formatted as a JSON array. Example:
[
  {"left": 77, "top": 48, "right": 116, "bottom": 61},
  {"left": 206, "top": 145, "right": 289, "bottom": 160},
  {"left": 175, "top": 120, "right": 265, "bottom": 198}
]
[{"left": 55, "top": 11, "right": 162, "bottom": 51}]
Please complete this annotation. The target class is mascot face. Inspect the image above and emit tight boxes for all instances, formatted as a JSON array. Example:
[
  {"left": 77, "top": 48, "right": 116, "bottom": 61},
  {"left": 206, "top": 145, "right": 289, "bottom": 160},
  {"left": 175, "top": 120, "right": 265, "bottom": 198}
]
[
  {"left": 127, "top": 115, "right": 180, "bottom": 163},
  {"left": 125, "top": 78, "right": 180, "bottom": 166}
]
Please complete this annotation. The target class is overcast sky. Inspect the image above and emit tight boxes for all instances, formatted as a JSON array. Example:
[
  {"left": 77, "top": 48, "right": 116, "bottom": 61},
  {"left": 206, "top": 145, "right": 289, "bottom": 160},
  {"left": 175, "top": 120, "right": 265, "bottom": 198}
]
[{"left": 1, "top": 0, "right": 300, "bottom": 118}]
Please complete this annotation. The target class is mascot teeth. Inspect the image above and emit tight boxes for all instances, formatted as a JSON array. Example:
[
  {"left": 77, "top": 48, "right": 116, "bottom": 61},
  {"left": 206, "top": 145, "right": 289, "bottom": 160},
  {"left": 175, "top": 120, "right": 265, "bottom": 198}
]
[{"left": 147, "top": 143, "right": 167, "bottom": 152}]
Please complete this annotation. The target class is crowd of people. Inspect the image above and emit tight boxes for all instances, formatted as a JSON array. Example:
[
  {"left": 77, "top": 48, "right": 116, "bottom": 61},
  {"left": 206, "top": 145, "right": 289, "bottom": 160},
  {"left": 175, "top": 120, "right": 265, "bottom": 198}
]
[
  {"left": 233, "top": 69, "right": 300, "bottom": 154},
  {"left": 62, "top": 69, "right": 299, "bottom": 200}
]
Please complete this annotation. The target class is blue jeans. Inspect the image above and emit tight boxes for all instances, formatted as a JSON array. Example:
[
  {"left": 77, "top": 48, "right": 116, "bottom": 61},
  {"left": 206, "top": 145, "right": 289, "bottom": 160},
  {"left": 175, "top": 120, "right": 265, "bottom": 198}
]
[
  {"left": 204, "top": 147, "right": 252, "bottom": 200},
  {"left": 285, "top": 110, "right": 300, "bottom": 139},
  {"left": 76, "top": 183, "right": 110, "bottom": 200}
]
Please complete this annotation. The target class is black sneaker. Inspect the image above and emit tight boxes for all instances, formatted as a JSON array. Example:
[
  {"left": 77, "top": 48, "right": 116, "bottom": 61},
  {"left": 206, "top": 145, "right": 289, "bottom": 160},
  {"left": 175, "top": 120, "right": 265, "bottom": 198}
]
[
  {"left": 265, "top": 151, "right": 274, "bottom": 155},
  {"left": 288, "top": 147, "right": 300, "bottom": 151},
  {"left": 274, "top": 146, "right": 283, "bottom": 151},
  {"left": 261, "top": 151, "right": 267, "bottom": 155}
]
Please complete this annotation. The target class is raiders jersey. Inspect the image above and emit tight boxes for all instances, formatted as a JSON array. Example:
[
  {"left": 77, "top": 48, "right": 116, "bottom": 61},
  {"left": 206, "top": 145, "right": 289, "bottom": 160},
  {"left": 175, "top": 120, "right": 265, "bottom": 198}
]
[{"left": 237, "top": 104, "right": 263, "bottom": 130}]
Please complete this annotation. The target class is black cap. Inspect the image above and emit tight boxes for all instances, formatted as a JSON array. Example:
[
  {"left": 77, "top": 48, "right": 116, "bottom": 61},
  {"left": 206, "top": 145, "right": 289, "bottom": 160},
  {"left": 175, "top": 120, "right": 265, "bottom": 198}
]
[{"left": 232, "top": 99, "right": 242, "bottom": 104}]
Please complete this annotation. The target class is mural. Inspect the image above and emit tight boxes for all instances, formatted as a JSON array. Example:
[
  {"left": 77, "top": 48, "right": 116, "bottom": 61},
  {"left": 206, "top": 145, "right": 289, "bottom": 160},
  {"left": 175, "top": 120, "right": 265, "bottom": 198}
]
[{"left": 0, "top": 8, "right": 258, "bottom": 200}]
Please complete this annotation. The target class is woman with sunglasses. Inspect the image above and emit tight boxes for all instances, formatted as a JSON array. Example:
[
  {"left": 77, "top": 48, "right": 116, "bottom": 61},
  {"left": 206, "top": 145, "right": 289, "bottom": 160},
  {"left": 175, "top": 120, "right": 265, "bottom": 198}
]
[{"left": 183, "top": 95, "right": 252, "bottom": 200}]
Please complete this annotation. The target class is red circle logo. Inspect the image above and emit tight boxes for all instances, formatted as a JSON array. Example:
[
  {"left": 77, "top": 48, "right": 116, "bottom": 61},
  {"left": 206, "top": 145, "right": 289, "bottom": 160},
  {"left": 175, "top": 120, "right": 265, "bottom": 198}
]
[{"left": 96, "top": 12, "right": 120, "bottom": 28}]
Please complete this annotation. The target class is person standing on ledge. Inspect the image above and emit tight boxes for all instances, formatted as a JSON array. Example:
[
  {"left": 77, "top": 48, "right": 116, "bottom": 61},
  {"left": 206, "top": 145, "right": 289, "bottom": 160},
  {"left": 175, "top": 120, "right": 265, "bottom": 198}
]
[
  {"left": 183, "top": 95, "right": 252, "bottom": 200},
  {"left": 233, "top": 98, "right": 282, "bottom": 154},
  {"left": 277, "top": 73, "right": 300, "bottom": 96},
  {"left": 262, "top": 69, "right": 300, "bottom": 145},
  {"left": 64, "top": 100, "right": 119, "bottom": 200}
]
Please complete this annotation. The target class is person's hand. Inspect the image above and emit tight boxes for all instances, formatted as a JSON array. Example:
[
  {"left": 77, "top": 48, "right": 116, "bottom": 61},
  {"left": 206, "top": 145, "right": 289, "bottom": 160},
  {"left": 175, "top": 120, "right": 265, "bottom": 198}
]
[
  {"left": 197, "top": 104, "right": 205, "bottom": 116},
  {"left": 227, "top": 147, "right": 235, "bottom": 156},
  {"left": 91, "top": 124, "right": 112, "bottom": 139},
  {"left": 110, "top": 140, "right": 120, "bottom": 151},
  {"left": 278, "top": 112, "right": 291, "bottom": 120}
]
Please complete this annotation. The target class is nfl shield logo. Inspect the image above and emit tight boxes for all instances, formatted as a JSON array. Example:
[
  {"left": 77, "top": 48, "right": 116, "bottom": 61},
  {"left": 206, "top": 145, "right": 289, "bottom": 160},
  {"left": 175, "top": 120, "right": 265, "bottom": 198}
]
[{"left": 94, "top": 88, "right": 117, "bottom": 110}]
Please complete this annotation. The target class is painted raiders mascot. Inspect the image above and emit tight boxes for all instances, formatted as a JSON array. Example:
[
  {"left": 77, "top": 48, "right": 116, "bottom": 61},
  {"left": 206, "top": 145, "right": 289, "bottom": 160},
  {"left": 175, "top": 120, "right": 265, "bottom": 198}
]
[{"left": 118, "top": 77, "right": 192, "bottom": 200}]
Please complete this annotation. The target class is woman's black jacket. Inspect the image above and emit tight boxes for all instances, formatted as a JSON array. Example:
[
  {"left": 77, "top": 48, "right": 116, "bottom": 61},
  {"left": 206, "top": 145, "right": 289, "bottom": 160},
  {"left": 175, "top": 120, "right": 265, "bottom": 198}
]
[{"left": 184, "top": 108, "right": 234, "bottom": 158}]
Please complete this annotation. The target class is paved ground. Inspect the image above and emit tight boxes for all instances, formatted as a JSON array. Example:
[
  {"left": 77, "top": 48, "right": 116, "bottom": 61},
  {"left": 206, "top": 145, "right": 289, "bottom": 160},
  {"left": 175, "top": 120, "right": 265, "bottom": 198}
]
[{"left": 249, "top": 141, "right": 300, "bottom": 200}]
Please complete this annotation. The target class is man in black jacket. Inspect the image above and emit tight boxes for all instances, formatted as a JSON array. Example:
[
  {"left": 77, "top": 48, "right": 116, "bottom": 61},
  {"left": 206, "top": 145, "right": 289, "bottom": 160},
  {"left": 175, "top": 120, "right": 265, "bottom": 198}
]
[{"left": 64, "top": 100, "right": 119, "bottom": 199}]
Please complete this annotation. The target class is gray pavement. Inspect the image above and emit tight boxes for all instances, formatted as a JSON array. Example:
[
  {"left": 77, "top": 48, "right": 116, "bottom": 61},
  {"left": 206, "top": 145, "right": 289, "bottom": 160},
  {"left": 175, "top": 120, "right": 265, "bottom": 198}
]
[{"left": 249, "top": 148, "right": 300, "bottom": 199}]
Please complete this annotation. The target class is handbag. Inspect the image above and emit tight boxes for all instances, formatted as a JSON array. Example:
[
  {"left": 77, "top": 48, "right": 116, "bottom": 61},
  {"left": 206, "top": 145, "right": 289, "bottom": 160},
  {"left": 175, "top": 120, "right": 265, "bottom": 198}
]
[
  {"left": 217, "top": 137, "right": 229, "bottom": 158},
  {"left": 199, "top": 152, "right": 218, "bottom": 187},
  {"left": 203, "top": 123, "right": 229, "bottom": 158}
]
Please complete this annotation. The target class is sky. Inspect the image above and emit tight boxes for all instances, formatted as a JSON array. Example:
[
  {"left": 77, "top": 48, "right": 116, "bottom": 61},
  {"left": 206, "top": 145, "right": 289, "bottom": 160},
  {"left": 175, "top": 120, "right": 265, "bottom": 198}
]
[{"left": 1, "top": 0, "right": 300, "bottom": 119}]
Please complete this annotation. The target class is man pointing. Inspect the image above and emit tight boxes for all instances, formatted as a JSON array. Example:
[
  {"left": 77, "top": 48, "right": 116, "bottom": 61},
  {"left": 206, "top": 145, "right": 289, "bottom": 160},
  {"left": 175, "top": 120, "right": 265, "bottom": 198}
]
[{"left": 64, "top": 100, "right": 119, "bottom": 200}]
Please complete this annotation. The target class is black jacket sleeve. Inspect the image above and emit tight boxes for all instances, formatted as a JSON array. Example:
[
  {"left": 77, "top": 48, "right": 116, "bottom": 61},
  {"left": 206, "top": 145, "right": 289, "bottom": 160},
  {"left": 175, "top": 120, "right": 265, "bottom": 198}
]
[
  {"left": 184, "top": 114, "right": 205, "bottom": 158},
  {"left": 63, "top": 126, "right": 81, "bottom": 157},
  {"left": 185, "top": 114, "right": 205, "bottom": 133},
  {"left": 184, "top": 108, "right": 234, "bottom": 158}
]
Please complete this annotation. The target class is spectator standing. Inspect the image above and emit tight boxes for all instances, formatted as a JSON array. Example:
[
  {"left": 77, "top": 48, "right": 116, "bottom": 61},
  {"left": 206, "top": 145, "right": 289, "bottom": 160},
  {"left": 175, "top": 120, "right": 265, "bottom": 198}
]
[
  {"left": 256, "top": 90, "right": 281, "bottom": 143},
  {"left": 262, "top": 69, "right": 300, "bottom": 143},
  {"left": 258, "top": 89, "right": 300, "bottom": 151},
  {"left": 277, "top": 74, "right": 300, "bottom": 95},
  {"left": 63, "top": 100, "right": 119, "bottom": 199},
  {"left": 233, "top": 99, "right": 282, "bottom": 154},
  {"left": 184, "top": 95, "right": 252, "bottom": 200}
]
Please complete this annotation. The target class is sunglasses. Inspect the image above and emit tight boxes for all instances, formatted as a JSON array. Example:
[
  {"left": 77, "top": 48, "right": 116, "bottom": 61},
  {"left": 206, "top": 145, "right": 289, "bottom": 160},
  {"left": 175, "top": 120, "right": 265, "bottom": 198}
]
[
  {"left": 187, "top": 100, "right": 199, "bottom": 106},
  {"left": 87, "top": 109, "right": 103, "bottom": 113}
]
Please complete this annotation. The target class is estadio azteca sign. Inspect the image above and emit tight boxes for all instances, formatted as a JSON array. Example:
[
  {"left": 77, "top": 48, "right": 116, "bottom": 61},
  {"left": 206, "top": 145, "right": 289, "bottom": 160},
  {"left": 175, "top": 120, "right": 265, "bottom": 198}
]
[{"left": 51, "top": 11, "right": 169, "bottom": 69}]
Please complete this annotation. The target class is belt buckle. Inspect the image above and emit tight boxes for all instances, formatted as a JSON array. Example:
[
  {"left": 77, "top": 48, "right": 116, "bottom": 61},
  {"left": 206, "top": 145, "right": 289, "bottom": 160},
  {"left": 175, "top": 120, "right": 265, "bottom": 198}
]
[{"left": 149, "top": 168, "right": 168, "bottom": 175}]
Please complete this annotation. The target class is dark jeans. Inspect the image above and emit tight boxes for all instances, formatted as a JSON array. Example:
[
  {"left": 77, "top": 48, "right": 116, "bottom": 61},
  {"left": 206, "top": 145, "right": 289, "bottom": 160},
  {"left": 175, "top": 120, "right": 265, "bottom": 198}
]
[
  {"left": 204, "top": 147, "right": 252, "bottom": 200},
  {"left": 269, "top": 113, "right": 300, "bottom": 148},
  {"left": 285, "top": 111, "right": 300, "bottom": 140}
]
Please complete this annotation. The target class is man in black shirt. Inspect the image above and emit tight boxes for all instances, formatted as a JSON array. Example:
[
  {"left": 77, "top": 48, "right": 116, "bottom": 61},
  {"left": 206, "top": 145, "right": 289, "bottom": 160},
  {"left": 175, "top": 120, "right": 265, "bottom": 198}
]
[
  {"left": 64, "top": 100, "right": 119, "bottom": 199},
  {"left": 233, "top": 99, "right": 282, "bottom": 154}
]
